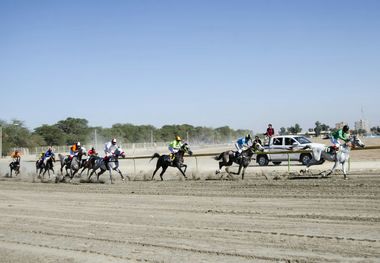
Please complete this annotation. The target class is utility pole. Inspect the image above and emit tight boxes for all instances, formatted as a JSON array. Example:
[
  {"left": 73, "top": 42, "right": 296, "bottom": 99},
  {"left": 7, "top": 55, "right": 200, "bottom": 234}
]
[{"left": 186, "top": 131, "right": 189, "bottom": 143}]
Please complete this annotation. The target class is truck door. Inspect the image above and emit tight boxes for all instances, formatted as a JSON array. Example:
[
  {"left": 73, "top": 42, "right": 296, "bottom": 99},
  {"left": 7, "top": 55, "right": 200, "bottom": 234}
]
[{"left": 270, "top": 137, "right": 285, "bottom": 161}]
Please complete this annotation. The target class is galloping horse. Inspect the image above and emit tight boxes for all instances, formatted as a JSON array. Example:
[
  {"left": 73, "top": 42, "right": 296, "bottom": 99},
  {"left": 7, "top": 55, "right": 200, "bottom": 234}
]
[
  {"left": 58, "top": 153, "right": 70, "bottom": 175},
  {"left": 150, "top": 143, "right": 193, "bottom": 181},
  {"left": 57, "top": 147, "right": 86, "bottom": 181},
  {"left": 88, "top": 148, "right": 127, "bottom": 184},
  {"left": 79, "top": 155, "right": 97, "bottom": 176},
  {"left": 36, "top": 154, "right": 56, "bottom": 179},
  {"left": 302, "top": 135, "right": 365, "bottom": 179},
  {"left": 215, "top": 142, "right": 264, "bottom": 180},
  {"left": 68, "top": 148, "right": 86, "bottom": 181},
  {"left": 9, "top": 157, "right": 21, "bottom": 177}
]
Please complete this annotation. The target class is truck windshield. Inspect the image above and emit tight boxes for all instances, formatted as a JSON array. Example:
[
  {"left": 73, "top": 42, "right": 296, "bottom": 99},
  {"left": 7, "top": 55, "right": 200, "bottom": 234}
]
[{"left": 295, "top": 136, "right": 312, "bottom": 144}]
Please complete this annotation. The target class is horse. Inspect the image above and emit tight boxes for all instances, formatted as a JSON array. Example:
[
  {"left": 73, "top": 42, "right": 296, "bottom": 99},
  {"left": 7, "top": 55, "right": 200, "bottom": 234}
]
[
  {"left": 150, "top": 143, "right": 193, "bottom": 181},
  {"left": 36, "top": 155, "right": 56, "bottom": 179},
  {"left": 57, "top": 147, "right": 86, "bottom": 182},
  {"left": 58, "top": 153, "right": 71, "bottom": 176},
  {"left": 214, "top": 142, "right": 264, "bottom": 180},
  {"left": 9, "top": 157, "right": 21, "bottom": 177},
  {"left": 79, "top": 155, "right": 97, "bottom": 176},
  {"left": 88, "top": 148, "right": 127, "bottom": 184},
  {"left": 301, "top": 135, "right": 365, "bottom": 179},
  {"left": 68, "top": 147, "right": 86, "bottom": 181}
]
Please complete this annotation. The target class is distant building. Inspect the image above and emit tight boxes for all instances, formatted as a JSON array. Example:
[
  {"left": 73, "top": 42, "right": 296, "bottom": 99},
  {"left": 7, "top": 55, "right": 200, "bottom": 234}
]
[
  {"left": 335, "top": 122, "right": 347, "bottom": 130},
  {"left": 354, "top": 119, "right": 369, "bottom": 132}
]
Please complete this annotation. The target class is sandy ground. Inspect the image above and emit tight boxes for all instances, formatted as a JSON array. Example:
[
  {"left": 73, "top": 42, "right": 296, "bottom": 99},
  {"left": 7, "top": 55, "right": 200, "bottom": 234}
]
[{"left": 0, "top": 141, "right": 379, "bottom": 262}]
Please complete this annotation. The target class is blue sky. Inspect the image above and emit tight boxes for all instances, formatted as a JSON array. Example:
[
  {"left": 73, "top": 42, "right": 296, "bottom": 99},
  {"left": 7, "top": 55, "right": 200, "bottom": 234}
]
[{"left": 0, "top": 0, "right": 379, "bottom": 133}]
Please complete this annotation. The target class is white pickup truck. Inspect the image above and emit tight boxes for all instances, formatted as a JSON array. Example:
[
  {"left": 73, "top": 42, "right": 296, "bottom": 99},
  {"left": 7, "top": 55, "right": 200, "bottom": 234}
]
[{"left": 255, "top": 135, "right": 325, "bottom": 166}]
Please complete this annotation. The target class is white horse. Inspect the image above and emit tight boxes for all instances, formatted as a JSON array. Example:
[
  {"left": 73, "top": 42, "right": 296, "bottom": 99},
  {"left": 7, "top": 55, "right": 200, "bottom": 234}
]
[
  {"left": 302, "top": 135, "right": 365, "bottom": 179},
  {"left": 88, "top": 148, "right": 128, "bottom": 183}
]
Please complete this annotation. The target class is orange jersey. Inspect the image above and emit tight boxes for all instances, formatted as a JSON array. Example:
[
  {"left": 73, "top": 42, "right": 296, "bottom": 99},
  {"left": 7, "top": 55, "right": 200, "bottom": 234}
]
[
  {"left": 11, "top": 152, "right": 21, "bottom": 158},
  {"left": 70, "top": 144, "right": 78, "bottom": 152}
]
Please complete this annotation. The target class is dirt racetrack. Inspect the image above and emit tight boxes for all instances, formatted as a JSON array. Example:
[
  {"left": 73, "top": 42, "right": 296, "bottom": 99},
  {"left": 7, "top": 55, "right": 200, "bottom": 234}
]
[{"left": 1, "top": 142, "right": 380, "bottom": 262}]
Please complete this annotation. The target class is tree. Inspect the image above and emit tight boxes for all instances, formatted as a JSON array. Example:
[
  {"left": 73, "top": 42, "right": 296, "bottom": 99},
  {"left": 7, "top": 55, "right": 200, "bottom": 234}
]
[
  {"left": 34, "top": 125, "right": 66, "bottom": 145},
  {"left": 370, "top": 126, "right": 380, "bottom": 135},
  {"left": 1, "top": 119, "right": 45, "bottom": 156},
  {"left": 287, "top": 123, "right": 302, "bottom": 135},
  {"left": 56, "top": 117, "right": 90, "bottom": 144},
  {"left": 279, "top": 127, "right": 287, "bottom": 135},
  {"left": 314, "top": 121, "right": 330, "bottom": 137}
]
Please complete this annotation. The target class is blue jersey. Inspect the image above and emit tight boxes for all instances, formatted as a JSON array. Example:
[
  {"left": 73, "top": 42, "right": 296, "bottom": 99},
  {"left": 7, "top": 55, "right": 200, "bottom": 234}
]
[
  {"left": 236, "top": 137, "right": 249, "bottom": 147},
  {"left": 44, "top": 150, "right": 54, "bottom": 158}
]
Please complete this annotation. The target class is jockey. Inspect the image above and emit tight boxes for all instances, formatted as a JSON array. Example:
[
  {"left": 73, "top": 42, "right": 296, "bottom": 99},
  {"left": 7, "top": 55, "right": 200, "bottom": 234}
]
[
  {"left": 330, "top": 125, "right": 350, "bottom": 154},
  {"left": 42, "top": 146, "right": 55, "bottom": 166},
  {"left": 235, "top": 134, "right": 252, "bottom": 158},
  {"left": 253, "top": 135, "right": 263, "bottom": 146},
  {"left": 11, "top": 150, "right": 21, "bottom": 163},
  {"left": 88, "top": 147, "right": 97, "bottom": 156},
  {"left": 88, "top": 147, "right": 98, "bottom": 166},
  {"left": 69, "top": 142, "right": 81, "bottom": 159},
  {"left": 168, "top": 135, "right": 183, "bottom": 161},
  {"left": 104, "top": 138, "right": 118, "bottom": 159}
]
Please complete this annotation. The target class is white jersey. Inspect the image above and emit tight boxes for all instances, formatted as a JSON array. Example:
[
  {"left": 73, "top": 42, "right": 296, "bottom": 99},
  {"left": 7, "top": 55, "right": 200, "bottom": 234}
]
[{"left": 104, "top": 142, "right": 118, "bottom": 157}]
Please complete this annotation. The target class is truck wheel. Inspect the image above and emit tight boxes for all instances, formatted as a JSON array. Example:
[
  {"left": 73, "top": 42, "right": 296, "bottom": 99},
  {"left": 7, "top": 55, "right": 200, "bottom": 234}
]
[
  {"left": 272, "top": 162, "right": 281, "bottom": 166},
  {"left": 257, "top": 155, "right": 269, "bottom": 166},
  {"left": 300, "top": 154, "right": 312, "bottom": 165}
]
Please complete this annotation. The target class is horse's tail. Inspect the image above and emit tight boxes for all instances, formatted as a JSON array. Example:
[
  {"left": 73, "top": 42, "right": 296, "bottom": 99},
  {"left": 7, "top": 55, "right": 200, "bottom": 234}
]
[
  {"left": 214, "top": 152, "right": 224, "bottom": 161},
  {"left": 150, "top": 153, "right": 160, "bottom": 162}
]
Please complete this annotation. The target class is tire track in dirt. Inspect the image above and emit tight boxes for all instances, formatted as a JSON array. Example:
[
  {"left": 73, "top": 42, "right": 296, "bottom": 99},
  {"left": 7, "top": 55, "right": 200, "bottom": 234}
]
[
  {"left": 1, "top": 213, "right": 378, "bottom": 244},
  {"left": 0, "top": 230, "right": 328, "bottom": 263}
]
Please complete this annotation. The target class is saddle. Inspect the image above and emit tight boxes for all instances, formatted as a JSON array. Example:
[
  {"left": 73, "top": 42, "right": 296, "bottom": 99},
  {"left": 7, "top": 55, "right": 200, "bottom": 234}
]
[{"left": 326, "top": 146, "right": 338, "bottom": 155}]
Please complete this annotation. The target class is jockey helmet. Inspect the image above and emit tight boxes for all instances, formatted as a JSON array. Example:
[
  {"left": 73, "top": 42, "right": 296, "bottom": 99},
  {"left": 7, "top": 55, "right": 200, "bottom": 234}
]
[
  {"left": 343, "top": 125, "right": 349, "bottom": 132},
  {"left": 91, "top": 147, "right": 95, "bottom": 151},
  {"left": 245, "top": 134, "right": 252, "bottom": 140},
  {"left": 175, "top": 135, "right": 182, "bottom": 141},
  {"left": 77, "top": 142, "right": 81, "bottom": 146},
  {"left": 112, "top": 138, "right": 117, "bottom": 144}
]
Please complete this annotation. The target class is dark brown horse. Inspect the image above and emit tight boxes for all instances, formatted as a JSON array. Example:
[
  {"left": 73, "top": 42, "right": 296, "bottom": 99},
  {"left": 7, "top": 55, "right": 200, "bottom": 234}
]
[
  {"left": 36, "top": 155, "right": 56, "bottom": 179},
  {"left": 215, "top": 142, "right": 264, "bottom": 179},
  {"left": 9, "top": 157, "right": 21, "bottom": 177},
  {"left": 150, "top": 143, "right": 193, "bottom": 181}
]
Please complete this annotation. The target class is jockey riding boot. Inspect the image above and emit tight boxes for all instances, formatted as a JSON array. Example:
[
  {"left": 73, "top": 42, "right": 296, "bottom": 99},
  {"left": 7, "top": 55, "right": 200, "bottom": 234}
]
[{"left": 170, "top": 153, "right": 175, "bottom": 161}]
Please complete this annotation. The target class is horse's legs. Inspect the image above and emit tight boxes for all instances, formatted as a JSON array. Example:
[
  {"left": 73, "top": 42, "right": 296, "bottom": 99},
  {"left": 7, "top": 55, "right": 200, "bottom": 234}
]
[
  {"left": 159, "top": 166, "right": 169, "bottom": 181},
  {"left": 225, "top": 167, "right": 233, "bottom": 180},
  {"left": 216, "top": 161, "right": 225, "bottom": 174},
  {"left": 326, "top": 161, "right": 339, "bottom": 177},
  {"left": 176, "top": 164, "right": 187, "bottom": 180},
  {"left": 114, "top": 167, "right": 125, "bottom": 181},
  {"left": 182, "top": 164, "right": 188, "bottom": 173},
  {"left": 152, "top": 163, "right": 161, "bottom": 180},
  {"left": 94, "top": 169, "right": 105, "bottom": 182},
  {"left": 241, "top": 166, "right": 247, "bottom": 180},
  {"left": 107, "top": 164, "right": 114, "bottom": 184},
  {"left": 342, "top": 161, "right": 347, "bottom": 179},
  {"left": 79, "top": 166, "right": 87, "bottom": 176},
  {"left": 232, "top": 165, "right": 243, "bottom": 175}
]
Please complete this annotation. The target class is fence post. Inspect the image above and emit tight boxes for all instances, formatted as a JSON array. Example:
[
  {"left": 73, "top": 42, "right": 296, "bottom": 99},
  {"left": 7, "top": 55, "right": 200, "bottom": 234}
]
[
  {"left": 133, "top": 159, "right": 136, "bottom": 175},
  {"left": 195, "top": 156, "right": 199, "bottom": 174},
  {"left": 288, "top": 153, "right": 290, "bottom": 173}
]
